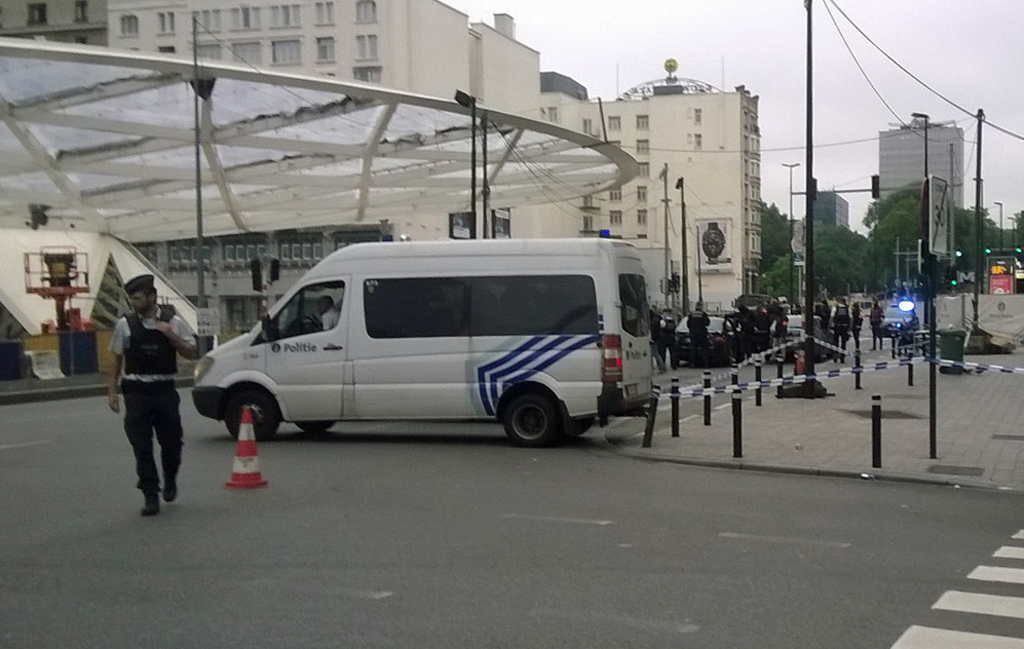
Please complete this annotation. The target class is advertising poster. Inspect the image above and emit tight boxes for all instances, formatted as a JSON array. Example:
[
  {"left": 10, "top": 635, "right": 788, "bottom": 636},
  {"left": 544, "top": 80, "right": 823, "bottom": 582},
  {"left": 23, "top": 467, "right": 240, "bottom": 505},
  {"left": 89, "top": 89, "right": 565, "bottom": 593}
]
[
  {"left": 696, "top": 218, "right": 732, "bottom": 273},
  {"left": 449, "top": 211, "right": 475, "bottom": 240}
]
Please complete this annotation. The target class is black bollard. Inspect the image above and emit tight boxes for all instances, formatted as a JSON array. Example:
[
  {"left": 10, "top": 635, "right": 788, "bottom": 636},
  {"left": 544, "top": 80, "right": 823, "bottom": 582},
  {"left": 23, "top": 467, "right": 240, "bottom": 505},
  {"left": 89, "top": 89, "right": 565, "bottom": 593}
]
[
  {"left": 670, "top": 378, "right": 680, "bottom": 438},
  {"left": 871, "top": 394, "right": 882, "bottom": 468},
  {"left": 755, "top": 358, "right": 763, "bottom": 407},
  {"left": 891, "top": 336, "right": 896, "bottom": 359},
  {"left": 776, "top": 356, "right": 784, "bottom": 398},
  {"left": 907, "top": 357, "right": 914, "bottom": 387},
  {"left": 642, "top": 385, "right": 661, "bottom": 449},
  {"left": 703, "top": 370, "right": 712, "bottom": 426},
  {"left": 854, "top": 349, "right": 862, "bottom": 390},
  {"left": 731, "top": 364, "right": 739, "bottom": 387},
  {"left": 732, "top": 387, "right": 743, "bottom": 458}
]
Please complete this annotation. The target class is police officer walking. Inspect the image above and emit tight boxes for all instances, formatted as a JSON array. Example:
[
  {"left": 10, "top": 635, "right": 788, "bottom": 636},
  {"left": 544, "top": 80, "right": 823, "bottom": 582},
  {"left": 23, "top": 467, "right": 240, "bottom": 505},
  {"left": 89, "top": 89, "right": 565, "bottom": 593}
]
[
  {"left": 658, "top": 308, "right": 678, "bottom": 370},
  {"left": 831, "top": 297, "right": 852, "bottom": 363},
  {"left": 107, "top": 274, "right": 197, "bottom": 517},
  {"left": 687, "top": 302, "right": 711, "bottom": 367}
]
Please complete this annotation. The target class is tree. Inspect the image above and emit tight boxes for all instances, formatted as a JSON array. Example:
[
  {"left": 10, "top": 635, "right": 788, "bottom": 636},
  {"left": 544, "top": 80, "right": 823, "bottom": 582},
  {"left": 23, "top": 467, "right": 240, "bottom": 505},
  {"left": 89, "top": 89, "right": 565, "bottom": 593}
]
[
  {"left": 814, "top": 225, "right": 870, "bottom": 295},
  {"left": 758, "top": 202, "right": 791, "bottom": 273}
]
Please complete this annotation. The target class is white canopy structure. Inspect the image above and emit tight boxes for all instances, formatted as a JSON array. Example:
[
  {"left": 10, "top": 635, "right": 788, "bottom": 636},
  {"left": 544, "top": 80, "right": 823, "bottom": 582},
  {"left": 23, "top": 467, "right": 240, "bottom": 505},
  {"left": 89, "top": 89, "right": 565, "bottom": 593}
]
[{"left": 0, "top": 38, "right": 635, "bottom": 242}]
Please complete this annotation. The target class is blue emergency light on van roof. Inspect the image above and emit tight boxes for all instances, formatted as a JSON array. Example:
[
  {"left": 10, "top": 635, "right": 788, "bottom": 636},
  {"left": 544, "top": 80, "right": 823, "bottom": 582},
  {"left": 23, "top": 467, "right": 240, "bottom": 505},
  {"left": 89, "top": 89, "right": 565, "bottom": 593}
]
[
  {"left": 898, "top": 299, "right": 915, "bottom": 312},
  {"left": 599, "top": 229, "right": 611, "bottom": 238}
]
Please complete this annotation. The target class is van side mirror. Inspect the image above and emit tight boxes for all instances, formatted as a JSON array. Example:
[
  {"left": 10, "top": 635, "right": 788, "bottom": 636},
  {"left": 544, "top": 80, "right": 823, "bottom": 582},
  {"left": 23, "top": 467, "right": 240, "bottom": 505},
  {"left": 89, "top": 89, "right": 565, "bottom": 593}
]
[{"left": 261, "top": 314, "right": 279, "bottom": 342}]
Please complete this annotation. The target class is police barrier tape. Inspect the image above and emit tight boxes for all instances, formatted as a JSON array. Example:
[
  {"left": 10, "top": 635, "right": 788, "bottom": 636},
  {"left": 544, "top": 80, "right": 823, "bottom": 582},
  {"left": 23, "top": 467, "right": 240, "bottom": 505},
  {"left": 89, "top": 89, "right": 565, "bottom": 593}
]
[
  {"left": 672, "top": 356, "right": 924, "bottom": 399},
  {"left": 928, "top": 357, "right": 1024, "bottom": 375}
]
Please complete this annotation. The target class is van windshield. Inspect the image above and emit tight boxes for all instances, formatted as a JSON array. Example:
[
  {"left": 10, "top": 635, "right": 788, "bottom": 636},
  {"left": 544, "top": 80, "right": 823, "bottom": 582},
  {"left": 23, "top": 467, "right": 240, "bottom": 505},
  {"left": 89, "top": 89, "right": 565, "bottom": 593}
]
[{"left": 618, "top": 274, "right": 649, "bottom": 337}]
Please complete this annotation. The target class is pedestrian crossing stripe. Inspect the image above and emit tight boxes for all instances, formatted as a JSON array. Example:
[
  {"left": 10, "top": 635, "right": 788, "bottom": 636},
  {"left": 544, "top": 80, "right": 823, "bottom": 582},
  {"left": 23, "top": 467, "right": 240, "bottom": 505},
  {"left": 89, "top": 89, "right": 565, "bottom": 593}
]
[
  {"left": 891, "top": 625, "right": 1024, "bottom": 648},
  {"left": 1013, "top": 530, "right": 1024, "bottom": 540},
  {"left": 932, "top": 591, "right": 1024, "bottom": 620},
  {"left": 967, "top": 565, "right": 1024, "bottom": 585},
  {"left": 994, "top": 546, "right": 1024, "bottom": 560}
]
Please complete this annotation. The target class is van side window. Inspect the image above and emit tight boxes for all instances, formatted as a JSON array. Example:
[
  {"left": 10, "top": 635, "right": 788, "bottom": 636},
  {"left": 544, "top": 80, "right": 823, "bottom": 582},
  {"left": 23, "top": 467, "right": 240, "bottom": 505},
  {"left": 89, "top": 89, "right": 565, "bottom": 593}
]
[
  {"left": 364, "top": 277, "right": 470, "bottom": 338},
  {"left": 471, "top": 275, "right": 598, "bottom": 336},
  {"left": 618, "top": 274, "right": 649, "bottom": 337},
  {"left": 270, "top": 281, "right": 346, "bottom": 340}
]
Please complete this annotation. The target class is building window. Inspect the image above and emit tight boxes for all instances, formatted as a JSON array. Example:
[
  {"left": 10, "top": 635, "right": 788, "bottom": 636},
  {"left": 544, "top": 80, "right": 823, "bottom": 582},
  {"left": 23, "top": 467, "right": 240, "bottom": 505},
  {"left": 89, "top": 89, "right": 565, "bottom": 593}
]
[
  {"left": 316, "top": 37, "right": 335, "bottom": 61},
  {"left": 356, "top": 34, "right": 377, "bottom": 60},
  {"left": 353, "top": 66, "right": 382, "bottom": 83},
  {"left": 158, "top": 45, "right": 175, "bottom": 53},
  {"left": 75, "top": 36, "right": 88, "bottom": 43},
  {"left": 356, "top": 0, "right": 377, "bottom": 23},
  {"left": 27, "top": 3, "right": 47, "bottom": 25},
  {"left": 546, "top": 106, "right": 558, "bottom": 123},
  {"left": 158, "top": 11, "right": 175, "bottom": 34},
  {"left": 231, "top": 6, "right": 260, "bottom": 29},
  {"left": 582, "top": 195, "right": 594, "bottom": 209},
  {"left": 582, "top": 215, "right": 594, "bottom": 232},
  {"left": 232, "top": 41, "right": 261, "bottom": 65},
  {"left": 119, "top": 14, "right": 139, "bottom": 36},
  {"left": 74, "top": 1, "right": 88, "bottom": 23},
  {"left": 196, "top": 44, "right": 222, "bottom": 60},
  {"left": 694, "top": 133, "right": 703, "bottom": 150},
  {"left": 636, "top": 139, "right": 649, "bottom": 155},
  {"left": 582, "top": 118, "right": 592, "bottom": 135},
  {"left": 637, "top": 209, "right": 648, "bottom": 226},
  {"left": 637, "top": 186, "right": 647, "bottom": 203},
  {"left": 638, "top": 162, "right": 649, "bottom": 179},
  {"left": 609, "top": 210, "right": 623, "bottom": 226},
  {"left": 693, "top": 108, "right": 702, "bottom": 125},
  {"left": 609, "top": 188, "right": 621, "bottom": 203},
  {"left": 192, "top": 10, "right": 222, "bottom": 31},
  {"left": 270, "top": 4, "right": 300, "bottom": 27},
  {"left": 607, "top": 115, "right": 621, "bottom": 131},
  {"left": 272, "top": 39, "right": 302, "bottom": 64},
  {"left": 315, "top": 1, "right": 335, "bottom": 24},
  {"left": 636, "top": 114, "right": 649, "bottom": 130}
]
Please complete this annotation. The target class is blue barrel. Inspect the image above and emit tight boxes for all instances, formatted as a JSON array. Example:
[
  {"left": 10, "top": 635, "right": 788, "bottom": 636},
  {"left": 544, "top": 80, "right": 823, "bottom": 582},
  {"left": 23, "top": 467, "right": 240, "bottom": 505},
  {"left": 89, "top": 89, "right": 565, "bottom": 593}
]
[
  {"left": 0, "top": 340, "right": 23, "bottom": 381},
  {"left": 59, "top": 331, "right": 98, "bottom": 376}
]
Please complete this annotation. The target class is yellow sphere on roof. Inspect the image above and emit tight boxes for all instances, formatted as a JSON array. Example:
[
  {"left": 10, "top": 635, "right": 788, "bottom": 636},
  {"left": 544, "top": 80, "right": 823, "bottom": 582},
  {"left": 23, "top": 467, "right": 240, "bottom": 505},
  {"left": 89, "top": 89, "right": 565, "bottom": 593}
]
[{"left": 665, "top": 58, "right": 679, "bottom": 74}]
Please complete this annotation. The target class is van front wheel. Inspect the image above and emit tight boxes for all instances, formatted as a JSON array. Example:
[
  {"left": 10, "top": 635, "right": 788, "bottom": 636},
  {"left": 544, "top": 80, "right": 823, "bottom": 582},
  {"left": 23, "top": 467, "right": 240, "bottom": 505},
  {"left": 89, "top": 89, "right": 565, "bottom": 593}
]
[
  {"left": 225, "top": 390, "right": 281, "bottom": 441},
  {"left": 503, "top": 394, "right": 562, "bottom": 447}
]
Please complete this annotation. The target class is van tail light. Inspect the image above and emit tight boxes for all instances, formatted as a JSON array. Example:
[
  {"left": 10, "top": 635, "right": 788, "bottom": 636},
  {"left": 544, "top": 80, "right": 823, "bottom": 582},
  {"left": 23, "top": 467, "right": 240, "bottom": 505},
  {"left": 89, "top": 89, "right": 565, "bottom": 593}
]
[{"left": 602, "top": 334, "right": 623, "bottom": 383}]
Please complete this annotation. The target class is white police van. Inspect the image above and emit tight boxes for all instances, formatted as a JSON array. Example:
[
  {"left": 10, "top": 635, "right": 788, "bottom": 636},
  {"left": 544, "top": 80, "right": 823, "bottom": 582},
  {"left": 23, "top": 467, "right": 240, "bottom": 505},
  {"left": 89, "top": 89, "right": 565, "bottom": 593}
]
[{"left": 192, "top": 239, "right": 653, "bottom": 446}]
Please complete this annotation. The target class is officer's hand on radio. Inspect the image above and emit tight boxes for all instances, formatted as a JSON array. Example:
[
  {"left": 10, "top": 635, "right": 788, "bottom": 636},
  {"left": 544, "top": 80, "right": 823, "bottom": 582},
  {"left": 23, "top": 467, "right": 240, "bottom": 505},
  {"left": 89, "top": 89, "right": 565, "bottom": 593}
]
[
  {"left": 154, "top": 321, "right": 173, "bottom": 337},
  {"left": 107, "top": 389, "right": 120, "bottom": 414}
]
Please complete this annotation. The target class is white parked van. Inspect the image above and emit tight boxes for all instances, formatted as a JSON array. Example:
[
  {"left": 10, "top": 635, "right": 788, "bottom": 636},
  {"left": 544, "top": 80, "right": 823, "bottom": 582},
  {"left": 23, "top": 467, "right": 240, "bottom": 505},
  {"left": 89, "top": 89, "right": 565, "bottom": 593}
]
[{"left": 192, "top": 239, "right": 653, "bottom": 446}]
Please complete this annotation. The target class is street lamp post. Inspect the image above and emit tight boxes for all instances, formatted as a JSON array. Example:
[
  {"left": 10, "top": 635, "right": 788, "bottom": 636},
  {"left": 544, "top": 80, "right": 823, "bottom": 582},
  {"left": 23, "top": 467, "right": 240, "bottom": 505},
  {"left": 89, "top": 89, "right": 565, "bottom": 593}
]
[
  {"left": 912, "top": 111, "right": 937, "bottom": 460},
  {"left": 454, "top": 90, "right": 478, "bottom": 238},
  {"left": 994, "top": 201, "right": 1003, "bottom": 252},
  {"left": 675, "top": 177, "right": 689, "bottom": 314},
  {"left": 782, "top": 162, "right": 800, "bottom": 302}
]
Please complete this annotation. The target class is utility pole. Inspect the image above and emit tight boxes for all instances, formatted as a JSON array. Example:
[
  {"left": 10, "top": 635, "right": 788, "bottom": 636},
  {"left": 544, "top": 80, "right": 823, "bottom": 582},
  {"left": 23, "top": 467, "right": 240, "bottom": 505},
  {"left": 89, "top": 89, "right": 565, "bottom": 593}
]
[
  {"left": 803, "top": 0, "right": 819, "bottom": 397},
  {"left": 994, "top": 201, "right": 1003, "bottom": 253},
  {"left": 913, "top": 111, "right": 937, "bottom": 460},
  {"left": 972, "top": 109, "right": 985, "bottom": 333},
  {"left": 676, "top": 177, "right": 689, "bottom": 314},
  {"left": 661, "top": 163, "right": 671, "bottom": 310},
  {"left": 783, "top": 162, "right": 800, "bottom": 302}
]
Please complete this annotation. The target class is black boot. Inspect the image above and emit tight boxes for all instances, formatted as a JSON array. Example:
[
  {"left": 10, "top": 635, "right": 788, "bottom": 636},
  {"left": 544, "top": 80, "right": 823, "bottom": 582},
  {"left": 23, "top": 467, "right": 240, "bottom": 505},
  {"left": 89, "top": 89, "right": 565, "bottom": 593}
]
[
  {"left": 163, "top": 479, "right": 177, "bottom": 503},
  {"left": 141, "top": 493, "right": 160, "bottom": 517}
]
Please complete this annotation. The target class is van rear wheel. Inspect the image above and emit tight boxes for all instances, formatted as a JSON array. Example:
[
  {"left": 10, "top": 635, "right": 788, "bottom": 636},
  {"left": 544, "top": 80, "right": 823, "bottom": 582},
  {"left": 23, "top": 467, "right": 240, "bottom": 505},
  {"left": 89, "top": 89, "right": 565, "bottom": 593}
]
[
  {"left": 503, "top": 393, "right": 562, "bottom": 447},
  {"left": 225, "top": 390, "right": 281, "bottom": 441}
]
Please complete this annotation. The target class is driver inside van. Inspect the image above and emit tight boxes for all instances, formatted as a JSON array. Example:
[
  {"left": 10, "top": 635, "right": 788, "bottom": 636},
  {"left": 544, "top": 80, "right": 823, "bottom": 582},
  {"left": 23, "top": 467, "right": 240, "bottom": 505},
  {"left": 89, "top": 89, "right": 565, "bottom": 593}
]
[{"left": 317, "top": 294, "right": 342, "bottom": 330}]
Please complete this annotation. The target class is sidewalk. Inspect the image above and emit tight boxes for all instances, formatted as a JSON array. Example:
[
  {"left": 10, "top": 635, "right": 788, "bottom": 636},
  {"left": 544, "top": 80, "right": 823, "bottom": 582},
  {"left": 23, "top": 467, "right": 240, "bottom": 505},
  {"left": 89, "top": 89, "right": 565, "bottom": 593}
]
[
  {"left": 0, "top": 365, "right": 194, "bottom": 405},
  {"left": 609, "top": 348, "right": 1024, "bottom": 492}
]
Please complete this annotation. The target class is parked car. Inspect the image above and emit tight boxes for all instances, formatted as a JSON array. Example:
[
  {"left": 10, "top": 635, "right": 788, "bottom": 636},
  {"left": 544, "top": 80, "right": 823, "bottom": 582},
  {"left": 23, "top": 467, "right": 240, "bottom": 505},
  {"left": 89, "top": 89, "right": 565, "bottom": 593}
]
[{"left": 675, "top": 316, "right": 734, "bottom": 367}]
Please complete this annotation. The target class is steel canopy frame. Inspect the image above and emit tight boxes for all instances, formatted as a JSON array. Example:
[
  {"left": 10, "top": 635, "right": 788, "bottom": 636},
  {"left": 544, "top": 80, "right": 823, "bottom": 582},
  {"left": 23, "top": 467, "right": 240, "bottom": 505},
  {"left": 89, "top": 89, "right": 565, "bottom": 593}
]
[{"left": 0, "top": 38, "right": 636, "bottom": 242}]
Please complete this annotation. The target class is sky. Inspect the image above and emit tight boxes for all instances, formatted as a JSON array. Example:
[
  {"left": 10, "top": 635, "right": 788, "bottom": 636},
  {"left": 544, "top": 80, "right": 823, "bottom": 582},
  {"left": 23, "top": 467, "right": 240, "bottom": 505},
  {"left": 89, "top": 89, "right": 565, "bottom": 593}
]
[{"left": 453, "top": 0, "right": 1024, "bottom": 236}]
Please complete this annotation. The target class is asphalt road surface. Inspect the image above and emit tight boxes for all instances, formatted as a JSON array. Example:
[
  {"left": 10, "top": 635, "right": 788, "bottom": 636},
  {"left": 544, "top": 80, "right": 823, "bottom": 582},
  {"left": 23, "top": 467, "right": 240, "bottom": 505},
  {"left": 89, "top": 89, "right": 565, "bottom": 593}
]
[{"left": 1, "top": 393, "right": 1022, "bottom": 649}]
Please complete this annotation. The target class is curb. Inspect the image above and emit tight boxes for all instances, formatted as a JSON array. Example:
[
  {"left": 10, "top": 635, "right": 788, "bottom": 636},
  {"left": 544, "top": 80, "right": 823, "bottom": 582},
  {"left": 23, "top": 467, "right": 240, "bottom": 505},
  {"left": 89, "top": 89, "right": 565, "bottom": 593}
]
[
  {"left": 0, "top": 377, "right": 194, "bottom": 406},
  {"left": 605, "top": 441, "right": 1023, "bottom": 494}
]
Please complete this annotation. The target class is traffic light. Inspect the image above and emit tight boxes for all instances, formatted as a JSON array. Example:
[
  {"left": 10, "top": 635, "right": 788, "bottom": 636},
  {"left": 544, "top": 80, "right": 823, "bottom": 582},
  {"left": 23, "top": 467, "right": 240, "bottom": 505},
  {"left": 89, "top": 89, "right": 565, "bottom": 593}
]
[
  {"left": 1016, "top": 246, "right": 1023, "bottom": 254},
  {"left": 955, "top": 249, "right": 963, "bottom": 258},
  {"left": 870, "top": 174, "right": 880, "bottom": 199},
  {"left": 985, "top": 246, "right": 993, "bottom": 255},
  {"left": 269, "top": 258, "right": 280, "bottom": 282},
  {"left": 671, "top": 272, "right": 680, "bottom": 293},
  {"left": 250, "top": 258, "right": 262, "bottom": 292}
]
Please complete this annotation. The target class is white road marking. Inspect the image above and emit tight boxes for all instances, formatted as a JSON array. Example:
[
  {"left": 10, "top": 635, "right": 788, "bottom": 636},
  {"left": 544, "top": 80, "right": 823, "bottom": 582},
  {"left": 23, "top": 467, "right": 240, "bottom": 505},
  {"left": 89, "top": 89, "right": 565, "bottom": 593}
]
[
  {"left": 994, "top": 546, "right": 1024, "bottom": 560},
  {"left": 714, "top": 403, "right": 731, "bottom": 411},
  {"left": 501, "top": 514, "right": 612, "bottom": 526},
  {"left": 1013, "top": 530, "right": 1024, "bottom": 540},
  {"left": 341, "top": 589, "right": 393, "bottom": 600},
  {"left": 933, "top": 591, "right": 1024, "bottom": 620},
  {"left": 0, "top": 440, "right": 52, "bottom": 451},
  {"left": 968, "top": 566, "right": 1024, "bottom": 585},
  {"left": 718, "top": 531, "right": 851, "bottom": 549},
  {"left": 890, "top": 625, "right": 1024, "bottom": 648}
]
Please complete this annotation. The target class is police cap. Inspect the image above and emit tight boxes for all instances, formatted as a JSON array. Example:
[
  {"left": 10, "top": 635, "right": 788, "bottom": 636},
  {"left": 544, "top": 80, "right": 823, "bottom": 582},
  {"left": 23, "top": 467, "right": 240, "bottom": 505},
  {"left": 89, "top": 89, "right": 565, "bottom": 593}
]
[{"left": 124, "top": 274, "right": 156, "bottom": 295}]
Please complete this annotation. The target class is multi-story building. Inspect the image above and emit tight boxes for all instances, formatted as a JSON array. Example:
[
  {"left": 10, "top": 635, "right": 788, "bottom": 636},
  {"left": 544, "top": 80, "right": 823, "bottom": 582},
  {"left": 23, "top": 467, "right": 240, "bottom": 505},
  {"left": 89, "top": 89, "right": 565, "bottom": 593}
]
[
  {"left": 106, "top": 0, "right": 539, "bottom": 113},
  {"left": 517, "top": 70, "right": 762, "bottom": 312},
  {"left": 879, "top": 117, "right": 964, "bottom": 207},
  {"left": 813, "top": 191, "right": 849, "bottom": 229},
  {"left": 0, "top": 0, "right": 108, "bottom": 45}
]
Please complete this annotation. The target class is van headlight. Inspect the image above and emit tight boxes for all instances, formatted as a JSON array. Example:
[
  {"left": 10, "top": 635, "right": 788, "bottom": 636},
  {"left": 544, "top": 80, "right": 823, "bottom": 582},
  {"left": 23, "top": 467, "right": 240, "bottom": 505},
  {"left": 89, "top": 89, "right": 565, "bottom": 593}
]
[{"left": 194, "top": 356, "right": 215, "bottom": 383}]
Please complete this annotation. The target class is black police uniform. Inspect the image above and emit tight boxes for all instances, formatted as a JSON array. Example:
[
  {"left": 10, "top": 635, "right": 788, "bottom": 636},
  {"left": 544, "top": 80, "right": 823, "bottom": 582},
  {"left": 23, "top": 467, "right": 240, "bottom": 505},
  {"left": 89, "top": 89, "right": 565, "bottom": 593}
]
[{"left": 117, "top": 275, "right": 187, "bottom": 510}]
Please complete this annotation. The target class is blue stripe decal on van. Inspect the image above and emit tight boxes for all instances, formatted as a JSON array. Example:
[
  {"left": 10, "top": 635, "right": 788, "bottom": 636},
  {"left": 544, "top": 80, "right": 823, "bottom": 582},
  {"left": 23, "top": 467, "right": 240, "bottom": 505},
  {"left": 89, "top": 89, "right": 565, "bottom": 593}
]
[{"left": 477, "top": 334, "right": 601, "bottom": 417}]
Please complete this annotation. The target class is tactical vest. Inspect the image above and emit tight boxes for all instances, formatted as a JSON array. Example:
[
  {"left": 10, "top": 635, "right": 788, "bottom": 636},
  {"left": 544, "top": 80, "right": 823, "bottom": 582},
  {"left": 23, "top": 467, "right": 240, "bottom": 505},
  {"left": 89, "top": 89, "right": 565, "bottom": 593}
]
[{"left": 124, "top": 314, "right": 177, "bottom": 376}]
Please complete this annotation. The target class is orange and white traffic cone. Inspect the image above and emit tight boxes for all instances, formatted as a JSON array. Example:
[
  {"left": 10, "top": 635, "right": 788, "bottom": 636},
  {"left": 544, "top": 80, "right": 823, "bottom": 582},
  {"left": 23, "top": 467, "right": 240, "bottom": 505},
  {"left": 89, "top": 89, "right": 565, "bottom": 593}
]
[{"left": 225, "top": 406, "right": 268, "bottom": 489}]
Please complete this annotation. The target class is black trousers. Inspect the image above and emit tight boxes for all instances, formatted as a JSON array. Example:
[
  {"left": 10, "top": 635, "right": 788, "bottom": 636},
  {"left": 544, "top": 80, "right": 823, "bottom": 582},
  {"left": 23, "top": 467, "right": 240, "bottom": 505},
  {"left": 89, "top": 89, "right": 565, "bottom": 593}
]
[{"left": 122, "top": 382, "right": 182, "bottom": 495}]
